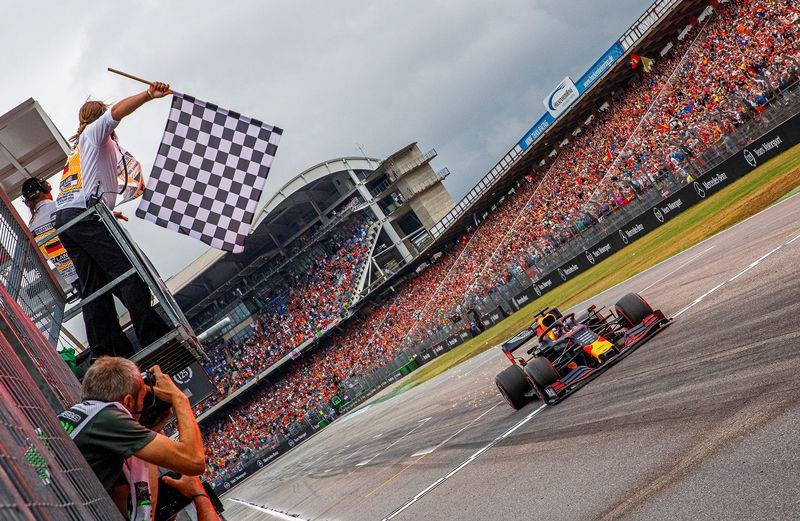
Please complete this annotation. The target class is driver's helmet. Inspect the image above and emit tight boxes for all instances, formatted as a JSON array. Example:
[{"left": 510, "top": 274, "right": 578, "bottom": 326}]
[{"left": 535, "top": 313, "right": 561, "bottom": 341}]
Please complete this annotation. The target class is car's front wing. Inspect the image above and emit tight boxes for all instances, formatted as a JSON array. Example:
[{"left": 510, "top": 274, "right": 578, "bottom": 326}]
[{"left": 542, "top": 311, "right": 672, "bottom": 404}]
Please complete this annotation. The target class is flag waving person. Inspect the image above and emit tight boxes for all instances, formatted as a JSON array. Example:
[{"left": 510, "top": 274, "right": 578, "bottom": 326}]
[{"left": 54, "top": 80, "right": 172, "bottom": 360}]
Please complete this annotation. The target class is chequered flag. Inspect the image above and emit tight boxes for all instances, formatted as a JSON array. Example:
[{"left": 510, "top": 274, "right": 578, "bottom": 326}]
[{"left": 136, "top": 93, "right": 282, "bottom": 253}]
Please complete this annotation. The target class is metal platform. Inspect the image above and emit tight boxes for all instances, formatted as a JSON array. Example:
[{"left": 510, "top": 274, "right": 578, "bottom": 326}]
[{"left": 40, "top": 203, "right": 212, "bottom": 400}]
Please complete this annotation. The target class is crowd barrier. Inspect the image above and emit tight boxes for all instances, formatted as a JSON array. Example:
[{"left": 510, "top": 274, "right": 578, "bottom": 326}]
[
  {"left": 214, "top": 99, "right": 800, "bottom": 496},
  {"left": 501, "top": 108, "right": 800, "bottom": 313}
]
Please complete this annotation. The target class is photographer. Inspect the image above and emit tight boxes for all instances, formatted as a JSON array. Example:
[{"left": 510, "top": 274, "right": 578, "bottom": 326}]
[{"left": 58, "top": 357, "right": 217, "bottom": 520}]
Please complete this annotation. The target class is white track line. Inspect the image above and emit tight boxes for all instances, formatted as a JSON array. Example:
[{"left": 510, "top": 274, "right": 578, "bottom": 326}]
[
  {"left": 227, "top": 498, "right": 316, "bottom": 521},
  {"left": 674, "top": 233, "right": 799, "bottom": 317},
  {"left": 638, "top": 246, "right": 715, "bottom": 293},
  {"left": 357, "top": 416, "right": 432, "bottom": 468},
  {"left": 381, "top": 404, "right": 547, "bottom": 521}
]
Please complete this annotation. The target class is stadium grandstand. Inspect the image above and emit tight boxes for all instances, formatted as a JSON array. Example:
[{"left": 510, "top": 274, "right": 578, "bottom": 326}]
[{"left": 166, "top": 0, "right": 799, "bottom": 487}]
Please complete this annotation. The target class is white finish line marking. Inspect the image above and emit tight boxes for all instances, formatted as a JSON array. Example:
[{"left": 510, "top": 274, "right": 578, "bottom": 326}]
[
  {"left": 227, "top": 498, "right": 317, "bottom": 521},
  {"left": 381, "top": 404, "right": 547, "bottom": 521},
  {"left": 674, "top": 233, "right": 799, "bottom": 317}
]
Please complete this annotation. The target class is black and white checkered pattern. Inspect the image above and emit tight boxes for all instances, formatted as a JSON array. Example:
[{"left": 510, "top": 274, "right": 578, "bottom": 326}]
[{"left": 136, "top": 93, "right": 282, "bottom": 253}]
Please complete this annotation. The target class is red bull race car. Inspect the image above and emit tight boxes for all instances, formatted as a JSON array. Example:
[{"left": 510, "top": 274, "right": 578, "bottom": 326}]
[{"left": 495, "top": 292, "right": 671, "bottom": 409}]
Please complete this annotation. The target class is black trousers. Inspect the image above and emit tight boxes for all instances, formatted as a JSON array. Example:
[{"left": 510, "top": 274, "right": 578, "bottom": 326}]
[{"left": 55, "top": 208, "right": 169, "bottom": 359}]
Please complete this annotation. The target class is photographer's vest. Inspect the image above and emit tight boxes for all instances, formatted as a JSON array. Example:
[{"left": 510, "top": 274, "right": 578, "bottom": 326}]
[{"left": 59, "top": 401, "right": 153, "bottom": 521}]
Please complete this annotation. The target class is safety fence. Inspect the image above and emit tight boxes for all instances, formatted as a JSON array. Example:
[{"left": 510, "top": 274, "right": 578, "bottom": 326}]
[
  {"left": 214, "top": 93, "right": 800, "bottom": 495},
  {"left": 0, "top": 284, "right": 124, "bottom": 519},
  {"left": 0, "top": 189, "right": 65, "bottom": 346}
]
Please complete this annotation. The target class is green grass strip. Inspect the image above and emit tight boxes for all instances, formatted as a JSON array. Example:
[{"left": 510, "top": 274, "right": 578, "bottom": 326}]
[{"left": 401, "top": 143, "right": 800, "bottom": 390}]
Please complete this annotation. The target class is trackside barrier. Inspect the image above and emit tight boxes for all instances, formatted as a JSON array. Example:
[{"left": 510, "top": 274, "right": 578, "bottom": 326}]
[
  {"left": 509, "top": 108, "right": 800, "bottom": 305},
  {"left": 213, "top": 98, "right": 800, "bottom": 497},
  {"left": 479, "top": 307, "right": 507, "bottom": 329},
  {"left": 0, "top": 284, "right": 124, "bottom": 519}
]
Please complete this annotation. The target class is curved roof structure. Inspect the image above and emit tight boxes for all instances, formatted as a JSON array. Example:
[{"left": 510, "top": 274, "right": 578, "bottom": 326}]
[
  {"left": 254, "top": 156, "right": 380, "bottom": 228},
  {"left": 169, "top": 155, "right": 380, "bottom": 322}
]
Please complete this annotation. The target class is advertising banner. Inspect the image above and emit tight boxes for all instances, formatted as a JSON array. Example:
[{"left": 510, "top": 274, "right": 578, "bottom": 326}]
[
  {"left": 544, "top": 76, "right": 580, "bottom": 118},
  {"left": 518, "top": 41, "right": 623, "bottom": 151},
  {"left": 576, "top": 41, "right": 625, "bottom": 94},
  {"left": 479, "top": 307, "right": 506, "bottom": 329},
  {"left": 519, "top": 113, "right": 556, "bottom": 150},
  {"left": 417, "top": 349, "right": 435, "bottom": 365},
  {"left": 172, "top": 362, "right": 214, "bottom": 406}
]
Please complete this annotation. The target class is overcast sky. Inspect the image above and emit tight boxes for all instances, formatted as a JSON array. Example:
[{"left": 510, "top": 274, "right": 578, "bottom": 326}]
[{"left": 1, "top": 0, "right": 654, "bottom": 279}]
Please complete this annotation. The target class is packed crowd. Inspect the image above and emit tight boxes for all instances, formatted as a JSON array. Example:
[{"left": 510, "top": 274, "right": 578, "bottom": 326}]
[
  {"left": 200, "top": 1, "right": 800, "bottom": 483},
  {"left": 401, "top": 0, "right": 800, "bottom": 330},
  {"left": 200, "top": 209, "right": 375, "bottom": 403}
]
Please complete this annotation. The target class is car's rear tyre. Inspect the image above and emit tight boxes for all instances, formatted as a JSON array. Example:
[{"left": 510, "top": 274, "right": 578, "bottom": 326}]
[
  {"left": 524, "top": 357, "right": 560, "bottom": 400},
  {"left": 495, "top": 365, "right": 532, "bottom": 410},
  {"left": 615, "top": 292, "right": 653, "bottom": 327}
]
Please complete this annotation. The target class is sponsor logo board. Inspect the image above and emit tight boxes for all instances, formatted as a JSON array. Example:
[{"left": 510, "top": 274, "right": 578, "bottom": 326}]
[{"left": 544, "top": 77, "right": 580, "bottom": 118}]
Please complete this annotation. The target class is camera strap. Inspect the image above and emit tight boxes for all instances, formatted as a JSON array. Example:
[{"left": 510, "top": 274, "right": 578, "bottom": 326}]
[{"left": 58, "top": 400, "right": 128, "bottom": 439}]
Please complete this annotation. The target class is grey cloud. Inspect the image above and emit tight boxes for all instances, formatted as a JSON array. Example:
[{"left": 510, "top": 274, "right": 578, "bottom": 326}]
[{"left": 1, "top": 0, "right": 652, "bottom": 278}]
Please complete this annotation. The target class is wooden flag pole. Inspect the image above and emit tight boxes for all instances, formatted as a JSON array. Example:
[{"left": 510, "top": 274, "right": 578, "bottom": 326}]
[{"left": 107, "top": 67, "right": 152, "bottom": 86}]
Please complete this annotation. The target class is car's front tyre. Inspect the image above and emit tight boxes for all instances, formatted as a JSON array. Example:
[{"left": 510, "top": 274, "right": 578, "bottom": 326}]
[
  {"left": 615, "top": 292, "right": 653, "bottom": 327},
  {"left": 495, "top": 365, "right": 533, "bottom": 410},
  {"left": 524, "top": 357, "right": 560, "bottom": 401}
]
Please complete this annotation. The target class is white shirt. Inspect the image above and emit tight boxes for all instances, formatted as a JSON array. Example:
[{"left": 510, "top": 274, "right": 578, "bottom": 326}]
[{"left": 57, "top": 110, "right": 121, "bottom": 211}]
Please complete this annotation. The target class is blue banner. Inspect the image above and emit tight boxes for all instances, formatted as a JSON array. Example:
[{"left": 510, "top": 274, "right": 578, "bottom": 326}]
[
  {"left": 518, "top": 41, "right": 624, "bottom": 151},
  {"left": 518, "top": 113, "right": 555, "bottom": 150},
  {"left": 576, "top": 41, "right": 624, "bottom": 94}
]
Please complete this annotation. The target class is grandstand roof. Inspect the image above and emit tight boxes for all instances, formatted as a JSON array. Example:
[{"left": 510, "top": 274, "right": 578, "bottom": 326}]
[
  {"left": 419, "top": 0, "right": 709, "bottom": 254},
  {"left": 170, "top": 155, "right": 380, "bottom": 319}
]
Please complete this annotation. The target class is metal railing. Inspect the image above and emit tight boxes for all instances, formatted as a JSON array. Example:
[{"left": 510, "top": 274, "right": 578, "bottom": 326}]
[
  {"left": 386, "top": 148, "right": 437, "bottom": 180},
  {"left": 0, "top": 283, "right": 125, "bottom": 520},
  {"left": 40, "top": 203, "right": 204, "bottom": 375},
  {"left": 0, "top": 190, "right": 65, "bottom": 346},
  {"left": 618, "top": 0, "right": 682, "bottom": 51}
]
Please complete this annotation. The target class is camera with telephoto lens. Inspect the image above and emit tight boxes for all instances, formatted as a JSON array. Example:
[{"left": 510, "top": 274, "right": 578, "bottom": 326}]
[
  {"left": 141, "top": 369, "right": 156, "bottom": 387},
  {"left": 139, "top": 369, "right": 173, "bottom": 429}
]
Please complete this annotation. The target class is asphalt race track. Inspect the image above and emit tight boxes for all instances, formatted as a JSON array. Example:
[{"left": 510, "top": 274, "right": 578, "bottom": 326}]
[{"left": 221, "top": 194, "right": 800, "bottom": 521}]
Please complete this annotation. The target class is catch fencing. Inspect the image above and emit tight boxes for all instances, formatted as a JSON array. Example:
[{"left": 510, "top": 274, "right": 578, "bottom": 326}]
[
  {"left": 0, "top": 189, "right": 65, "bottom": 346},
  {"left": 214, "top": 81, "right": 800, "bottom": 497},
  {"left": 0, "top": 284, "right": 124, "bottom": 519}
]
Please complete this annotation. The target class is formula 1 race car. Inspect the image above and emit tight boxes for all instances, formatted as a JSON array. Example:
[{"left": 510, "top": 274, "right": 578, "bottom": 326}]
[{"left": 494, "top": 292, "right": 671, "bottom": 409}]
